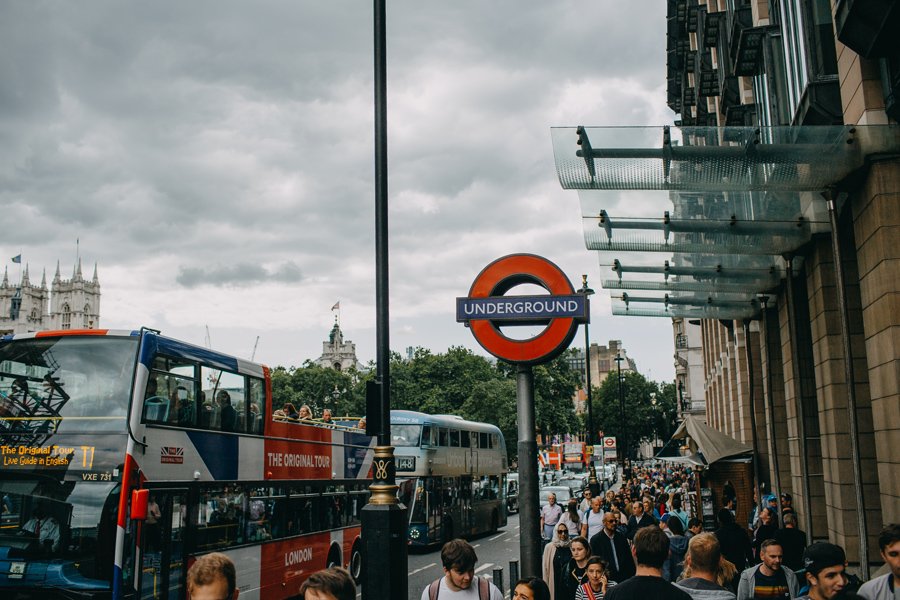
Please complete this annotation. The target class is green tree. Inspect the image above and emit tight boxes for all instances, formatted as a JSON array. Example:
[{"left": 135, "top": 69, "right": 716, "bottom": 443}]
[
  {"left": 587, "top": 370, "right": 662, "bottom": 458},
  {"left": 289, "top": 361, "right": 359, "bottom": 418},
  {"left": 270, "top": 366, "right": 297, "bottom": 410}
]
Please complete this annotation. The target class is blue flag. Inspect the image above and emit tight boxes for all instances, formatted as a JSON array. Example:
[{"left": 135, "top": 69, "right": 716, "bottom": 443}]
[{"left": 11, "top": 255, "right": 21, "bottom": 264}]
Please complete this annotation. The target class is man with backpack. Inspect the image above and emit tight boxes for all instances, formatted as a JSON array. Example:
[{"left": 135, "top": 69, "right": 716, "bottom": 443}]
[{"left": 422, "top": 539, "right": 504, "bottom": 600}]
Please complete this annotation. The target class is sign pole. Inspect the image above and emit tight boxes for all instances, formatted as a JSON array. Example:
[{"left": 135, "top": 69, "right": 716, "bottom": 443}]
[{"left": 516, "top": 364, "right": 541, "bottom": 578}]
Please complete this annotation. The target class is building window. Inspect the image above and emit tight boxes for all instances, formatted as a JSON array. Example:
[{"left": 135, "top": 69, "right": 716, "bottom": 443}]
[
  {"left": 30, "top": 308, "right": 38, "bottom": 321},
  {"left": 61, "top": 304, "right": 71, "bottom": 329},
  {"left": 83, "top": 304, "right": 91, "bottom": 328}
]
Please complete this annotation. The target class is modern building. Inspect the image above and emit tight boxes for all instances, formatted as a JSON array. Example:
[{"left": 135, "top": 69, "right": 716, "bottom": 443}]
[
  {"left": 313, "top": 318, "right": 364, "bottom": 372},
  {"left": 566, "top": 340, "right": 636, "bottom": 413},
  {"left": 552, "top": 0, "right": 900, "bottom": 576},
  {"left": 0, "top": 260, "right": 100, "bottom": 335}
]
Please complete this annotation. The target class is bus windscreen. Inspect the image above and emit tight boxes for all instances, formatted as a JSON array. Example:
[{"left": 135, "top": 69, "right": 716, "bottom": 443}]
[{"left": 0, "top": 336, "right": 139, "bottom": 438}]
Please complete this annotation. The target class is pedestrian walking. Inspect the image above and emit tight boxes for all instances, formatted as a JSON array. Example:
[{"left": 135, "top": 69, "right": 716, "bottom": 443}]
[
  {"left": 858, "top": 523, "right": 900, "bottom": 600},
  {"left": 299, "top": 567, "right": 356, "bottom": 600},
  {"left": 186, "top": 552, "right": 239, "bottom": 600},
  {"left": 513, "top": 577, "right": 552, "bottom": 600},
  {"left": 795, "top": 542, "right": 847, "bottom": 600},
  {"left": 752, "top": 507, "right": 779, "bottom": 563},
  {"left": 422, "top": 539, "right": 503, "bottom": 600},
  {"left": 715, "top": 508, "right": 752, "bottom": 574},
  {"left": 625, "top": 501, "right": 656, "bottom": 541},
  {"left": 579, "top": 489, "right": 594, "bottom": 514},
  {"left": 560, "top": 499, "right": 582, "bottom": 537},
  {"left": 774, "top": 513, "right": 807, "bottom": 572},
  {"left": 542, "top": 494, "right": 564, "bottom": 540},
  {"left": 675, "top": 533, "right": 737, "bottom": 600},
  {"left": 735, "top": 540, "right": 800, "bottom": 600},
  {"left": 561, "top": 536, "right": 592, "bottom": 600},
  {"left": 604, "top": 526, "right": 692, "bottom": 600},
  {"left": 663, "top": 516, "right": 689, "bottom": 583},
  {"left": 574, "top": 557, "right": 617, "bottom": 600},
  {"left": 590, "top": 511, "right": 636, "bottom": 584},
  {"left": 543, "top": 525, "right": 573, "bottom": 600},
  {"left": 582, "top": 497, "right": 605, "bottom": 541}
]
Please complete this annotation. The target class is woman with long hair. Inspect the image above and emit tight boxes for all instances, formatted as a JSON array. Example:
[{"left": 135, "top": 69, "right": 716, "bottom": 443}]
[
  {"left": 542, "top": 525, "right": 572, "bottom": 600},
  {"left": 574, "top": 557, "right": 616, "bottom": 600},
  {"left": 562, "top": 536, "right": 592, "bottom": 600},
  {"left": 559, "top": 498, "right": 582, "bottom": 536}
]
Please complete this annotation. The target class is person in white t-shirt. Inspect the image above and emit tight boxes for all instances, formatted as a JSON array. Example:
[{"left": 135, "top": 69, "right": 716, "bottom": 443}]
[
  {"left": 581, "top": 496, "right": 606, "bottom": 541},
  {"left": 421, "top": 539, "right": 504, "bottom": 600}
]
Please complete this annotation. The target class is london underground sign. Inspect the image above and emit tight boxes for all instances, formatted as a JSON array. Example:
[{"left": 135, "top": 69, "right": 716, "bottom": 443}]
[{"left": 457, "top": 254, "right": 588, "bottom": 365}]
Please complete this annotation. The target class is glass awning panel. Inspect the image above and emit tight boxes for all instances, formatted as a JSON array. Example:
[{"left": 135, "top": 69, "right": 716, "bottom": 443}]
[
  {"left": 553, "top": 125, "right": 900, "bottom": 191},
  {"left": 610, "top": 293, "right": 762, "bottom": 319},
  {"left": 599, "top": 258, "right": 785, "bottom": 293}
]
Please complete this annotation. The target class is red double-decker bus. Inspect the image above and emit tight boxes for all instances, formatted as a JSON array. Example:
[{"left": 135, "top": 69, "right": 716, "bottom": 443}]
[{"left": 0, "top": 328, "right": 374, "bottom": 600}]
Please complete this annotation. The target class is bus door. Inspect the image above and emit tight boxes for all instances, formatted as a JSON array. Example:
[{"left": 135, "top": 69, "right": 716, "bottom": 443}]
[
  {"left": 458, "top": 476, "right": 474, "bottom": 536},
  {"left": 428, "top": 477, "right": 441, "bottom": 543},
  {"left": 139, "top": 489, "right": 189, "bottom": 600}
]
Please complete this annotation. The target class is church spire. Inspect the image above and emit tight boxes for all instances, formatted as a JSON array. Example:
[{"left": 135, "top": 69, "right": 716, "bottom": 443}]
[
  {"left": 2, "top": 267, "right": 7, "bottom": 288},
  {"left": 76, "top": 259, "right": 83, "bottom": 280},
  {"left": 54, "top": 260, "right": 61, "bottom": 282},
  {"left": 92, "top": 262, "right": 98, "bottom": 283},
  {"left": 22, "top": 264, "right": 30, "bottom": 285},
  {"left": 41, "top": 268, "right": 47, "bottom": 288}
]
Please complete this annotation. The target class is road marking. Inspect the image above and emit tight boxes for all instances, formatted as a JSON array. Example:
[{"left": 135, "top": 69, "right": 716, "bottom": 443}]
[
  {"left": 515, "top": 525, "right": 520, "bottom": 530},
  {"left": 408, "top": 562, "right": 437, "bottom": 576},
  {"left": 473, "top": 543, "right": 481, "bottom": 548},
  {"left": 489, "top": 532, "right": 506, "bottom": 541},
  {"left": 474, "top": 563, "right": 493, "bottom": 573}
]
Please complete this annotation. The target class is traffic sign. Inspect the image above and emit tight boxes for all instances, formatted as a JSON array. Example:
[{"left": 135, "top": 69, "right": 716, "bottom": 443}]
[
  {"left": 586, "top": 445, "right": 594, "bottom": 456},
  {"left": 457, "top": 254, "right": 588, "bottom": 365},
  {"left": 603, "top": 436, "right": 617, "bottom": 449}
]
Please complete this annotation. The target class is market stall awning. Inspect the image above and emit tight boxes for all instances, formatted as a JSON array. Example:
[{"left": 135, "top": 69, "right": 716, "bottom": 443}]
[{"left": 669, "top": 415, "right": 752, "bottom": 465}]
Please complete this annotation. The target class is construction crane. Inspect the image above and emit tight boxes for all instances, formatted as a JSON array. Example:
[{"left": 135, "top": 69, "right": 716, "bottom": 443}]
[{"left": 250, "top": 336, "right": 260, "bottom": 361}]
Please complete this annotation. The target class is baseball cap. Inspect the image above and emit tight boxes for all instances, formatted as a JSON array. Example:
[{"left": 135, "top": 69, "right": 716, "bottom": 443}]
[
  {"left": 802, "top": 542, "right": 846, "bottom": 575},
  {"left": 764, "top": 494, "right": 777, "bottom": 502},
  {"left": 660, "top": 513, "right": 671, "bottom": 523}
]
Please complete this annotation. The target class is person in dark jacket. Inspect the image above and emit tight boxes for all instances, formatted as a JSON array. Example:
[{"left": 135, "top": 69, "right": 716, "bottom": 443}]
[
  {"left": 664, "top": 516, "right": 689, "bottom": 583},
  {"left": 591, "top": 511, "right": 636, "bottom": 583},
  {"left": 714, "top": 508, "right": 752, "bottom": 575},
  {"left": 773, "top": 513, "right": 807, "bottom": 572},
  {"left": 626, "top": 501, "right": 657, "bottom": 541},
  {"left": 752, "top": 507, "right": 778, "bottom": 564}
]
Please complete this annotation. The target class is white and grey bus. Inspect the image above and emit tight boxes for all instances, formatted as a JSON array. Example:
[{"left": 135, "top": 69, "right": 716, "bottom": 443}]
[{"left": 391, "top": 411, "right": 509, "bottom": 547}]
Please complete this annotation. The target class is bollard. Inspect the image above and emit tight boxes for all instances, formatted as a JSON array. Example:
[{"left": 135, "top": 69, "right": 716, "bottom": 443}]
[
  {"left": 492, "top": 567, "right": 504, "bottom": 596},
  {"left": 509, "top": 559, "right": 519, "bottom": 589}
]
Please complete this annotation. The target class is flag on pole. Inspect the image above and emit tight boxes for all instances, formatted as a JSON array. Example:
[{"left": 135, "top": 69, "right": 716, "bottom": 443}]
[
  {"left": 11, "top": 255, "right": 21, "bottom": 264},
  {"left": 331, "top": 302, "right": 340, "bottom": 311}
]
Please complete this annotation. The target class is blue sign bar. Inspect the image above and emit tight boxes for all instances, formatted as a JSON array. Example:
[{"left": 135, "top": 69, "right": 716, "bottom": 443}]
[{"left": 457, "top": 295, "right": 587, "bottom": 323}]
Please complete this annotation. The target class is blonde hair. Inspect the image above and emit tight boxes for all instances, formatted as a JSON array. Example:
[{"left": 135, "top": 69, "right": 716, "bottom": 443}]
[{"left": 680, "top": 533, "right": 736, "bottom": 586}]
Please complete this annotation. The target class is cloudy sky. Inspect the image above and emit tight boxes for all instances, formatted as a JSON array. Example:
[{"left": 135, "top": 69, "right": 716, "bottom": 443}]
[{"left": 1, "top": 1, "right": 677, "bottom": 380}]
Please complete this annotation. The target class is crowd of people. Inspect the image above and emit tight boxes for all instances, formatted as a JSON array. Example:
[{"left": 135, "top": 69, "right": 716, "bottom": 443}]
[{"left": 533, "top": 461, "right": 900, "bottom": 600}]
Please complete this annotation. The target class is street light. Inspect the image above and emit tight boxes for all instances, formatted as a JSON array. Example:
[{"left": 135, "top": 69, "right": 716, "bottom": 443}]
[
  {"left": 650, "top": 392, "right": 657, "bottom": 451},
  {"left": 615, "top": 352, "right": 626, "bottom": 467},
  {"left": 577, "top": 275, "right": 600, "bottom": 497}
]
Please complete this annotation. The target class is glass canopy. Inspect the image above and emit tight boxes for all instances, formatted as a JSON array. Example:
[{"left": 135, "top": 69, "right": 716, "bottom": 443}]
[{"left": 553, "top": 125, "right": 900, "bottom": 319}]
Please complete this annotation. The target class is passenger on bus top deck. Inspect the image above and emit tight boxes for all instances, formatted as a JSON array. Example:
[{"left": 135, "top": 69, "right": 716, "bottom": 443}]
[
  {"left": 297, "top": 404, "right": 312, "bottom": 420},
  {"left": 356, "top": 417, "right": 366, "bottom": 430},
  {"left": 322, "top": 409, "right": 332, "bottom": 424},
  {"left": 218, "top": 390, "right": 237, "bottom": 431},
  {"left": 173, "top": 385, "right": 194, "bottom": 425}
]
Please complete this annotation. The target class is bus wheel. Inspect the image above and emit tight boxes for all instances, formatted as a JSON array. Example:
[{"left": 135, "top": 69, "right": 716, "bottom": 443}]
[
  {"left": 326, "top": 544, "right": 342, "bottom": 569},
  {"left": 350, "top": 542, "right": 363, "bottom": 583}
]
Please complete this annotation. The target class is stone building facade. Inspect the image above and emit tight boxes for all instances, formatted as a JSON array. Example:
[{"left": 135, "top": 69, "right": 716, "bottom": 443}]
[
  {"left": 567, "top": 340, "right": 636, "bottom": 413},
  {"left": 313, "top": 319, "right": 364, "bottom": 372},
  {"left": 0, "top": 260, "right": 100, "bottom": 335},
  {"left": 665, "top": 0, "right": 900, "bottom": 574}
]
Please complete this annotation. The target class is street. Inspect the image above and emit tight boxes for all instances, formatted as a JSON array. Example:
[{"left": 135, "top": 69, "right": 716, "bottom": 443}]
[{"left": 404, "top": 512, "right": 522, "bottom": 600}]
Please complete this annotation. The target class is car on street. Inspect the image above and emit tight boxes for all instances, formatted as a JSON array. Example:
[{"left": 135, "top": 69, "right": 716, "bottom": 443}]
[
  {"left": 539, "top": 485, "right": 572, "bottom": 506},
  {"left": 557, "top": 476, "right": 586, "bottom": 498}
]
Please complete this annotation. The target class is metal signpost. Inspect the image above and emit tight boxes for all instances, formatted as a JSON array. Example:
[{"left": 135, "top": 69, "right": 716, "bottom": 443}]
[{"left": 457, "top": 254, "right": 587, "bottom": 577}]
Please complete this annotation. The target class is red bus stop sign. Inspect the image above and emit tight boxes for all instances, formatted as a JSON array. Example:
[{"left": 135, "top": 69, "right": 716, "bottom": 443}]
[{"left": 457, "top": 254, "right": 587, "bottom": 365}]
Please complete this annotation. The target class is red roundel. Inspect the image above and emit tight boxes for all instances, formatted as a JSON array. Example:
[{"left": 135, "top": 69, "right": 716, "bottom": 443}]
[{"left": 466, "top": 254, "right": 580, "bottom": 365}]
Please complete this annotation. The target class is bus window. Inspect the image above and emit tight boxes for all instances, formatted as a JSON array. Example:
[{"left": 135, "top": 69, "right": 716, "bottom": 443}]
[
  {"left": 268, "top": 487, "right": 289, "bottom": 539},
  {"left": 391, "top": 425, "right": 421, "bottom": 447},
  {"left": 144, "top": 355, "right": 198, "bottom": 427},
  {"left": 201, "top": 368, "right": 244, "bottom": 432},
  {"left": 248, "top": 377, "right": 265, "bottom": 434},
  {"left": 491, "top": 434, "right": 498, "bottom": 449},
  {"left": 438, "top": 427, "right": 449, "bottom": 447},
  {"left": 461, "top": 430, "right": 470, "bottom": 448},
  {"left": 197, "top": 485, "right": 247, "bottom": 550},
  {"left": 450, "top": 430, "right": 460, "bottom": 447},
  {"left": 480, "top": 432, "right": 489, "bottom": 448},
  {"left": 421, "top": 425, "right": 435, "bottom": 447}
]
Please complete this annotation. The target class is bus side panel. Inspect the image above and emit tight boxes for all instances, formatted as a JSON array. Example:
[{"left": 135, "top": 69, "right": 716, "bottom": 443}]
[
  {"left": 259, "top": 532, "right": 333, "bottom": 600},
  {"left": 239, "top": 435, "right": 265, "bottom": 480}
]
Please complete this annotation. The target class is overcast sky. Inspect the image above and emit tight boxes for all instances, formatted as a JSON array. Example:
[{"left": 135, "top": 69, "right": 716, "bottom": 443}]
[{"left": 1, "top": 1, "right": 678, "bottom": 381}]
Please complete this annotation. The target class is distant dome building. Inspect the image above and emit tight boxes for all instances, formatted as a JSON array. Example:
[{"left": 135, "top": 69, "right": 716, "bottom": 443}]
[
  {"left": 0, "top": 260, "right": 101, "bottom": 336},
  {"left": 314, "top": 319, "right": 364, "bottom": 371}
]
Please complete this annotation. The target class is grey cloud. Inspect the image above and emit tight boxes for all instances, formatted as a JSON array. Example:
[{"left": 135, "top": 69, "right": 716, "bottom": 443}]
[{"left": 176, "top": 261, "right": 302, "bottom": 288}]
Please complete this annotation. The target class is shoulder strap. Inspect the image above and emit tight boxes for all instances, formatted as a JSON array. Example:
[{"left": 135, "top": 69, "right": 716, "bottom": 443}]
[
  {"left": 479, "top": 576, "right": 490, "bottom": 600},
  {"left": 429, "top": 578, "right": 442, "bottom": 600}
]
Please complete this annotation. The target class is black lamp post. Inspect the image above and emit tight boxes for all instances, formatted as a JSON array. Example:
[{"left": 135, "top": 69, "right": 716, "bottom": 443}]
[
  {"left": 615, "top": 352, "right": 627, "bottom": 466},
  {"left": 577, "top": 275, "right": 600, "bottom": 497}
]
